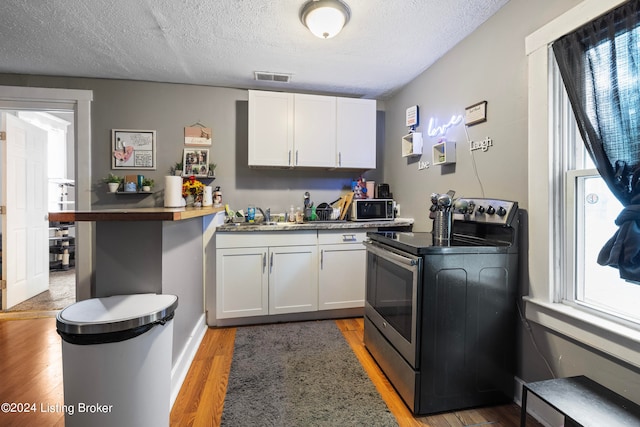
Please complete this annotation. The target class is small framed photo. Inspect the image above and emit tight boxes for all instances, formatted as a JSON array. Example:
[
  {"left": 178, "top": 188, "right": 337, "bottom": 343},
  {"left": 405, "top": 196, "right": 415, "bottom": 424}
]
[
  {"left": 112, "top": 129, "right": 156, "bottom": 170},
  {"left": 406, "top": 105, "right": 419, "bottom": 127},
  {"left": 182, "top": 148, "right": 209, "bottom": 177},
  {"left": 465, "top": 101, "right": 487, "bottom": 126}
]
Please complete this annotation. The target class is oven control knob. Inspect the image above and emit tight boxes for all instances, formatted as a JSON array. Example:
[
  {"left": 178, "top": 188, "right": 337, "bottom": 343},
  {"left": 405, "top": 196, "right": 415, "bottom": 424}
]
[
  {"left": 477, "top": 206, "right": 485, "bottom": 214},
  {"left": 487, "top": 206, "right": 496, "bottom": 215},
  {"left": 497, "top": 206, "right": 507, "bottom": 217}
]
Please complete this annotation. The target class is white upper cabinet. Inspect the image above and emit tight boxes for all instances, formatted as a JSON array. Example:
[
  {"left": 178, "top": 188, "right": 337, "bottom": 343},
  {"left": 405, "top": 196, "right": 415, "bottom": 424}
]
[
  {"left": 248, "top": 90, "right": 376, "bottom": 169},
  {"left": 248, "top": 90, "right": 294, "bottom": 167},
  {"left": 336, "top": 97, "right": 376, "bottom": 169},
  {"left": 293, "top": 94, "right": 336, "bottom": 167}
]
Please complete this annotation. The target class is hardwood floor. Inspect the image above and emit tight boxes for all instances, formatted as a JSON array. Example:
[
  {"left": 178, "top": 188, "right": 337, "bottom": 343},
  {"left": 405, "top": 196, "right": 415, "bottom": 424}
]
[
  {"left": 0, "top": 317, "right": 64, "bottom": 427},
  {"left": 0, "top": 317, "right": 542, "bottom": 427},
  {"left": 170, "top": 327, "right": 236, "bottom": 426}
]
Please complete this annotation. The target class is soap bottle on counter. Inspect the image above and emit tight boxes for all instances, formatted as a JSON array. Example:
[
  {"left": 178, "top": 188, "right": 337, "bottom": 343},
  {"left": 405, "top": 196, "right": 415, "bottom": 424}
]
[{"left": 289, "top": 205, "right": 296, "bottom": 222}]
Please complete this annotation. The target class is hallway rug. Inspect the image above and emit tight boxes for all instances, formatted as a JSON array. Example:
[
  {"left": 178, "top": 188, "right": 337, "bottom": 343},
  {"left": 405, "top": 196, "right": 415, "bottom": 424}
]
[
  {"left": 6, "top": 269, "right": 75, "bottom": 312},
  {"left": 221, "top": 320, "right": 398, "bottom": 427}
]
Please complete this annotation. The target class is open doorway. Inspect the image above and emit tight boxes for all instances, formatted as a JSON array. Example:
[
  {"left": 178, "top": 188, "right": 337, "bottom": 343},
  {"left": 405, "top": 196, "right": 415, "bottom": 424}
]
[
  {"left": 1, "top": 110, "right": 76, "bottom": 312},
  {"left": 0, "top": 84, "right": 93, "bottom": 318},
  {"left": 0, "top": 86, "right": 94, "bottom": 319}
]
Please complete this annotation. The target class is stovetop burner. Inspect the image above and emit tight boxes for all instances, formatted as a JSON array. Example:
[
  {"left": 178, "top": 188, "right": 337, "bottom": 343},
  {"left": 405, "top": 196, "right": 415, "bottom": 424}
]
[
  {"left": 367, "top": 198, "right": 520, "bottom": 256},
  {"left": 367, "top": 231, "right": 514, "bottom": 255}
]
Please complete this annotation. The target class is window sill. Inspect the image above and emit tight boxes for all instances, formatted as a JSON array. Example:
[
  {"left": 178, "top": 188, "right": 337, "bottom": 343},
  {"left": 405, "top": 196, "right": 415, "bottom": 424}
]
[{"left": 524, "top": 297, "right": 640, "bottom": 369}]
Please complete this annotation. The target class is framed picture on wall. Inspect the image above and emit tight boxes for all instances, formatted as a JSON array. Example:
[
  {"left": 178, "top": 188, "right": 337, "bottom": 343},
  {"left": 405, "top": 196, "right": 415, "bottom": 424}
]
[
  {"left": 465, "top": 101, "right": 487, "bottom": 126},
  {"left": 184, "top": 125, "right": 212, "bottom": 146},
  {"left": 112, "top": 129, "right": 156, "bottom": 170},
  {"left": 182, "top": 148, "right": 209, "bottom": 177}
]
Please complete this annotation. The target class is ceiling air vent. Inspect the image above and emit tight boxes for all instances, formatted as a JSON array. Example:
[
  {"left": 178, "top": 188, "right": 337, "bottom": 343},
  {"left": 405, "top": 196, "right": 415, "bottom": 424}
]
[{"left": 254, "top": 71, "right": 291, "bottom": 83}]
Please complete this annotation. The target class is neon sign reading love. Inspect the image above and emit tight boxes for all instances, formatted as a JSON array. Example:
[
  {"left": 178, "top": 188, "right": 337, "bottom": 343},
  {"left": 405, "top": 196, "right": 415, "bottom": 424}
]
[{"left": 427, "top": 114, "right": 463, "bottom": 137}]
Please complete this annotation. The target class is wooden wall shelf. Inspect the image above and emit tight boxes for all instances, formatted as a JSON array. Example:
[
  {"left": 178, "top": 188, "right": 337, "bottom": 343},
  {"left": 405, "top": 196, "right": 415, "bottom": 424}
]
[{"left": 112, "top": 191, "right": 154, "bottom": 195}]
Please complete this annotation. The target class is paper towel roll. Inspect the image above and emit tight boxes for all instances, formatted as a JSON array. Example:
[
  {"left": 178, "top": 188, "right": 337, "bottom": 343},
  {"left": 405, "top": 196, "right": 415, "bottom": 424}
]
[
  {"left": 164, "top": 176, "right": 183, "bottom": 208},
  {"left": 203, "top": 186, "right": 213, "bottom": 206}
]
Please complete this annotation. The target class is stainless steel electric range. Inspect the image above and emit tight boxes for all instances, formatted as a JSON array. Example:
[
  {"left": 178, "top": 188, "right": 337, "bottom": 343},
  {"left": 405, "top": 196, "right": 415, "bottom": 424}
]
[{"left": 363, "top": 198, "right": 520, "bottom": 415}]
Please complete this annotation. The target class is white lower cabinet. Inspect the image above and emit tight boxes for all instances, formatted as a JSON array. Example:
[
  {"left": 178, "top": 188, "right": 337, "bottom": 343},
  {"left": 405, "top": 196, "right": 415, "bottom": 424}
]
[
  {"left": 318, "top": 230, "right": 367, "bottom": 310},
  {"left": 216, "top": 247, "right": 269, "bottom": 319},
  {"left": 216, "top": 231, "right": 317, "bottom": 319},
  {"left": 215, "top": 230, "right": 368, "bottom": 320},
  {"left": 268, "top": 245, "right": 318, "bottom": 314}
]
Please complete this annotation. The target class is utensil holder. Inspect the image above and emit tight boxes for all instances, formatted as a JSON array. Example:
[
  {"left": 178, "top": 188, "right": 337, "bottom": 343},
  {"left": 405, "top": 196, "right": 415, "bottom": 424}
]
[{"left": 433, "top": 210, "right": 452, "bottom": 245}]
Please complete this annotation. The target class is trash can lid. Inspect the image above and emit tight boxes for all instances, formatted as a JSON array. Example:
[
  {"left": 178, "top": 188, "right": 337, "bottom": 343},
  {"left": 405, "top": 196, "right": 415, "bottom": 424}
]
[{"left": 56, "top": 293, "right": 178, "bottom": 335}]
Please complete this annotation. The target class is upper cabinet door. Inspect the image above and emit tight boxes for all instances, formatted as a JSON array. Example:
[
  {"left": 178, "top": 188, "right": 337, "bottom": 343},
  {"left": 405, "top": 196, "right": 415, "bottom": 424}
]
[
  {"left": 248, "top": 90, "right": 294, "bottom": 167},
  {"left": 293, "top": 94, "right": 336, "bottom": 167},
  {"left": 336, "top": 97, "right": 376, "bottom": 169}
]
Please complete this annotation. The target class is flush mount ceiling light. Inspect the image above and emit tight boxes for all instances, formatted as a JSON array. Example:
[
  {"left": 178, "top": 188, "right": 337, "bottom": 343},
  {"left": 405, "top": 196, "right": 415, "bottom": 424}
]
[{"left": 300, "top": 0, "right": 351, "bottom": 39}]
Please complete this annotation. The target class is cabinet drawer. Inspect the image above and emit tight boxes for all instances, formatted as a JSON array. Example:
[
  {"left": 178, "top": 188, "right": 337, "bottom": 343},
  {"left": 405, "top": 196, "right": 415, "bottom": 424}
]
[
  {"left": 317, "top": 230, "right": 368, "bottom": 245},
  {"left": 217, "top": 230, "right": 317, "bottom": 248}
]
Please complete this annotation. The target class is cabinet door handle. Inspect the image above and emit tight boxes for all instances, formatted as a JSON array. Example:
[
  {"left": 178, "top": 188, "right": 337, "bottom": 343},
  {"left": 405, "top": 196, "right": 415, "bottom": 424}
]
[
  {"left": 338, "top": 152, "right": 342, "bottom": 166},
  {"left": 270, "top": 252, "right": 274, "bottom": 272},
  {"left": 288, "top": 150, "right": 291, "bottom": 166},
  {"left": 320, "top": 249, "right": 324, "bottom": 269},
  {"left": 295, "top": 150, "right": 299, "bottom": 165},
  {"left": 262, "top": 252, "right": 267, "bottom": 272},
  {"left": 342, "top": 234, "right": 356, "bottom": 242}
]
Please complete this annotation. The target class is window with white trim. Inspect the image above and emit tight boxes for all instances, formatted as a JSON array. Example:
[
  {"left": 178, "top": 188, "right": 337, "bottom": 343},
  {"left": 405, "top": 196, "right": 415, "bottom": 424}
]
[{"left": 553, "top": 52, "right": 640, "bottom": 326}]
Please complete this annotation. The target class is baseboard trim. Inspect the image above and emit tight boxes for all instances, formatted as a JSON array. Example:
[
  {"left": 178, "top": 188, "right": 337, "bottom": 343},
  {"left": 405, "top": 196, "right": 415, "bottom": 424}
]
[
  {"left": 170, "top": 314, "right": 207, "bottom": 408},
  {"left": 0, "top": 310, "right": 59, "bottom": 320},
  {"left": 514, "top": 376, "right": 563, "bottom": 427}
]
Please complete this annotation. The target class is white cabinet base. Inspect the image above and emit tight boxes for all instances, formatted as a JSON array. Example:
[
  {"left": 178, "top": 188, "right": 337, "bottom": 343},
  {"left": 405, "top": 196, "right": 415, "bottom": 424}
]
[
  {"left": 269, "top": 245, "right": 318, "bottom": 314},
  {"left": 216, "top": 247, "right": 268, "bottom": 319},
  {"left": 319, "top": 243, "right": 366, "bottom": 310},
  {"left": 214, "top": 229, "right": 369, "bottom": 324},
  {"left": 215, "top": 307, "right": 364, "bottom": 327},
  {"left": 318, "top": 230, "right": 367, "bottom": 310}
]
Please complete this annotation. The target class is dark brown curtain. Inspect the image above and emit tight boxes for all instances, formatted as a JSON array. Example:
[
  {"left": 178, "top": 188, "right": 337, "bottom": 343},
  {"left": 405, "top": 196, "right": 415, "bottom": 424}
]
[{"left": 553, "top": 0, "right": 640, "bottom": 283}]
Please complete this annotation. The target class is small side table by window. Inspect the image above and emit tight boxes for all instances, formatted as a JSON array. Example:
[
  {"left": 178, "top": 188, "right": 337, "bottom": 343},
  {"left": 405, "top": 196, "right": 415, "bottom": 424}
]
[{"left": 521, "top": 376, "right": 640, "bottom": 427}]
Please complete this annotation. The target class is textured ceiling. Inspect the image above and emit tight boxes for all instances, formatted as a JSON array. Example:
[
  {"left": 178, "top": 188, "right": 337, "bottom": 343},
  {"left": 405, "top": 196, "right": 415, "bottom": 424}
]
[{"left": 0, "top": 0, "right": 509, "bottom": 99}]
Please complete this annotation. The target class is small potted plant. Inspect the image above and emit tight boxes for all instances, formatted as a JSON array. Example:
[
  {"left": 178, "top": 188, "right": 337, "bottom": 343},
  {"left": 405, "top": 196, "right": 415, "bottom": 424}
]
[
  {"left": 141, "top": 178, "right": 154, "bottom": 192},
  {"left": 103, "top": 173, "right": 122, "bottom": 193},
  {"left": 170, "top": 161, "right": 184, "bottom": 177}
]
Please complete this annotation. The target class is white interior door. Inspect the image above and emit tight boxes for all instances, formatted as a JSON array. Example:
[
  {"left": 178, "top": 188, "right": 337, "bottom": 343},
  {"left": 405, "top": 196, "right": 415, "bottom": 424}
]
[{"left": 1, "top": 113, "right": 49, "bottom": 309}]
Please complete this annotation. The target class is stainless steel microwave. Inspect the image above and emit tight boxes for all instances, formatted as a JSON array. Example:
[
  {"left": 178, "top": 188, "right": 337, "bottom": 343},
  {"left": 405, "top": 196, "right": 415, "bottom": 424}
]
[{"left": 351, "top": 199, "right": 395, "bottom": 221}]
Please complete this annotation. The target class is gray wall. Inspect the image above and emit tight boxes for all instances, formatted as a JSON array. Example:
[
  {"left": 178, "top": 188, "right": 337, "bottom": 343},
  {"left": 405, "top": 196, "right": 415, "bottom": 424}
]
[
  {"left": 383, "top": 0, "right": 640, "bottom": 404},
  {"left": 383, "top": 0, "right": 579, "bottom": 232},
  {"left": 0, "top": 74, "right": 383, "bottom": 217}
]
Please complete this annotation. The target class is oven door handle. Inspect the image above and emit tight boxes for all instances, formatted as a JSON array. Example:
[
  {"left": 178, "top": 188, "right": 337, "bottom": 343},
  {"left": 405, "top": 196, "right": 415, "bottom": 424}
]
[{"left": 363, "top": 241, "right": 420, "bottom": 267}]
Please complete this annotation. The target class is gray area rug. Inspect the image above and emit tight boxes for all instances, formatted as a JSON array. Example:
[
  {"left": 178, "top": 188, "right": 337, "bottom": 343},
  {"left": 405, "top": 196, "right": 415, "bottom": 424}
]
[{"left": 221, "top": 320, "right": 398, "bottom": 427}]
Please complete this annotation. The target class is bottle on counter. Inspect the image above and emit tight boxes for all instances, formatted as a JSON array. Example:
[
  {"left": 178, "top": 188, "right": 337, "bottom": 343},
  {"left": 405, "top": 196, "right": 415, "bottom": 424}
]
[
  {"left": 247, "top": 205, "right": 256, "bottom": 222},
  {"left": 289, "top": 205, "right": 296, "bottom": 222},
  {"left": 213, "top": 186, "right": 222, "bottom": 207},
  {"left": 295, "top": 206, "right": 304, "bottom": 223}
]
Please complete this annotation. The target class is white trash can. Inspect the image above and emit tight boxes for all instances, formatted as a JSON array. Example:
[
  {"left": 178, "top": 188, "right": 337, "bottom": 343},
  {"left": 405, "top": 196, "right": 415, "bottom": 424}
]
[{"left": 56, "top": 293, "right": 178, "bottom": 427}]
